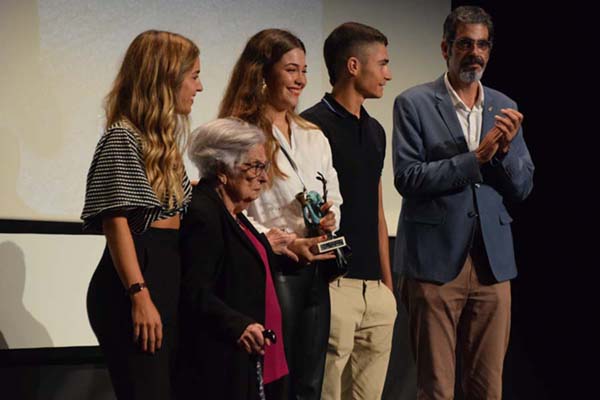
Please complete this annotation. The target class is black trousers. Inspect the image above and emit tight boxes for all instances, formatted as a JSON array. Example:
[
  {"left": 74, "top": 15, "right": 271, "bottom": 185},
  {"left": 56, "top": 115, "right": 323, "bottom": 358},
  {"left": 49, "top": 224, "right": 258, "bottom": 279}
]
[
  {"left": 273, "top": 260, "right": 330, "bottom": 400},
  {"left": 87, "top": 228, "right": 180, "bottom": 400}
]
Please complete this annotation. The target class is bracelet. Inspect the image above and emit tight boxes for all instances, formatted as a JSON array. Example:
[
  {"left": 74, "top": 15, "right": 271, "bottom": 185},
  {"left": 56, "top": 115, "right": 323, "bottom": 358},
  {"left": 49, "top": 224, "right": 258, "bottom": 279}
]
[{"left": 126, "top": 282, "right": 147, "bottom": 296}]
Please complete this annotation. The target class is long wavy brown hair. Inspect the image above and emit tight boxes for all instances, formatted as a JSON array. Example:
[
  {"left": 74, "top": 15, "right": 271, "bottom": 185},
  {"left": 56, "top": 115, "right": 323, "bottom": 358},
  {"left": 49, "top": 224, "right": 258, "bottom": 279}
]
[
  {"left": 105, "top": 30, "right": 199, "bottom": 208},
  {"left": 218, "top": 29, "right": 314, "bottom": 179}
]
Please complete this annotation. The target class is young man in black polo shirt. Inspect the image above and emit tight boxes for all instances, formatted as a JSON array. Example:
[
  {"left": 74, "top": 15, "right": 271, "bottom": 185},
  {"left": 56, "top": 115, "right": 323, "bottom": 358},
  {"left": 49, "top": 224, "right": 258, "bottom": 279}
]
[{"left": 301, "top": 22, "right": 396, "bottom": 400}]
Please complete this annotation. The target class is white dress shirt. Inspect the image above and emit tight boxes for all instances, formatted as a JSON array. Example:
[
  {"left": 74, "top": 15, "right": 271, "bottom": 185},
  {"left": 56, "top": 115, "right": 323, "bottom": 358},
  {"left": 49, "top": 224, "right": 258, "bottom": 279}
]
[
  {"left": 246, "top": 119, "right": 342, "bottom": 237},
  {"left": 444, "top": 73, "right": 485, "bottom": 152}
]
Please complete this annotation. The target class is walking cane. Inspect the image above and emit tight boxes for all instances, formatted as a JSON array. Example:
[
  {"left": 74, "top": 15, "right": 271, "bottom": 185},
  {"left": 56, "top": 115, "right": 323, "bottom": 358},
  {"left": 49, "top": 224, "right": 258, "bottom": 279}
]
[{"left": 255, "top": 329, "right": 277, "bottom": 400}]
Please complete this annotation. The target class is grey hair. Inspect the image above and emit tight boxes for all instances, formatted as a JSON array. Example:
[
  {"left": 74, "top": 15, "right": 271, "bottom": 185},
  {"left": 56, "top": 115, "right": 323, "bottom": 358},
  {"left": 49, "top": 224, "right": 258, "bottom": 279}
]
[
  {"left": 443, "top": 6, "right": 494, "bottom": 43},
  {"left": 189, "top": 118, "right": 265, "bottom": 180}
]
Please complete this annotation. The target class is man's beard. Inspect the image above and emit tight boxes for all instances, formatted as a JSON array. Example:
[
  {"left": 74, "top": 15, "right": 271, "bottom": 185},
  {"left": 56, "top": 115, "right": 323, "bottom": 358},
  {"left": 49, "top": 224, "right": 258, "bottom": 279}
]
[
  {"left": 458, "top": 55, "right": 485, "bottom": 83},
  {"left": 459, "top": 68, "right": 484, "bottom": 83}
]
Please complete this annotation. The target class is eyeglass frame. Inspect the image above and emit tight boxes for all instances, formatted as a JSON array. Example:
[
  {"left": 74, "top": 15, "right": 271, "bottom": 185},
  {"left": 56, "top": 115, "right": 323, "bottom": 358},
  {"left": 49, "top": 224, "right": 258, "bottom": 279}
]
[
  {"left": 239, "top": 161, "right": 270, "bottom": 178},
  {"left": 449, "top": 37, "right": 493, "bottom": 52}
]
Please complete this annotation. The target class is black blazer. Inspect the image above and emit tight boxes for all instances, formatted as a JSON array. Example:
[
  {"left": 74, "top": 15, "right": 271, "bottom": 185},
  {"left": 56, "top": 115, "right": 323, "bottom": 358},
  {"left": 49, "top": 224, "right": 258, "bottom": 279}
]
[{"left": 177, "top": 181, "right": 278, "bottom": 400}]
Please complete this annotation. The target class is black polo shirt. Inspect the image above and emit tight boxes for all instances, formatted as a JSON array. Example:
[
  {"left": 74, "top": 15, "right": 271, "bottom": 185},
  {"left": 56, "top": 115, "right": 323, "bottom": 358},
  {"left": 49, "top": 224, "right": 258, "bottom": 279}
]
[{"left": 301, "top": 93, "right": 386, "bottom": 280}]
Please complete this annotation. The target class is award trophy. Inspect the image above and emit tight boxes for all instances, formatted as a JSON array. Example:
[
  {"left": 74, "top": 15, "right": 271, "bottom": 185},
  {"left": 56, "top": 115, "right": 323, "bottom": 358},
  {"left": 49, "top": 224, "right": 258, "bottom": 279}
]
[{"left": 295, "top": 172, "right": 350, "bottom": 277}]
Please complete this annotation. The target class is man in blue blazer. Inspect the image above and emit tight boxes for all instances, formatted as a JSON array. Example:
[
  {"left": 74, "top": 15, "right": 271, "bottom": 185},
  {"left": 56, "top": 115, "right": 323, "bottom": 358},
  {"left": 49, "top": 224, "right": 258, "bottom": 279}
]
[{"left": 392, "top": 6, "right": 534, "bottom": 399}]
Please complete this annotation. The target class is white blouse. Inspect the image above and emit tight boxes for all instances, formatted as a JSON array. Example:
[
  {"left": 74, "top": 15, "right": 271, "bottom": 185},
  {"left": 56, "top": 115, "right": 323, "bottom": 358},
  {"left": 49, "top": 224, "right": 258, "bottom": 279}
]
[{"left": 246, "top": 119, "right": 342, "bottom": 237}]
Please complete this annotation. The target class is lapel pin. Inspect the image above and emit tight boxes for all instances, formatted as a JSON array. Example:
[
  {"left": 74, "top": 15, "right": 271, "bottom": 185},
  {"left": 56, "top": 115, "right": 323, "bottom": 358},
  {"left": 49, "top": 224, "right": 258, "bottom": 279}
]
[{"left": 488, "top": 106, "right": 493, "bottom": 112}]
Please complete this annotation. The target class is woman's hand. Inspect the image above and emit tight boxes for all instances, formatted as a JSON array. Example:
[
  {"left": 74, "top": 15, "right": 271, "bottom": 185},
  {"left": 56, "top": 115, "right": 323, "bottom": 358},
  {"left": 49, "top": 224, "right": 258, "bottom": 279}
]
[
  {"left": 131, "top": 290, "right": 163, "bottom": 354},
  {"left": 288, "top": 235, "right": 336, "bottom": 265},
  {"left": 319, "top": 201, "right": 336, "bottom": 233},
  {"left": 237, "top": 323, "right": 270, "bottom": 355},
  {"left": 265, "top": 228, "right": 299, "bottom": 262},
  {"left": 102, "top": 215, "right": 163, "bottom": 354}
]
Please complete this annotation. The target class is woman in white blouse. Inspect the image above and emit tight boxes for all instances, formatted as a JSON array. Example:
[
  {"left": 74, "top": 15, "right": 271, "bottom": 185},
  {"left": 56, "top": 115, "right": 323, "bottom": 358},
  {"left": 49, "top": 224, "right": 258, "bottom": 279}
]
[{"left": 218, "top": 29, "right": 342, "bottom": 399}]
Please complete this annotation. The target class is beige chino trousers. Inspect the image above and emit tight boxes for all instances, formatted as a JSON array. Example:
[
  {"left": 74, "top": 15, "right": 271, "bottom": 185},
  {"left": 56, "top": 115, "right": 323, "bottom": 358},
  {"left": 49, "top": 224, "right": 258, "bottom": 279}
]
[{"left": 322, "top": 277, "right": 397, "bottom": 400}]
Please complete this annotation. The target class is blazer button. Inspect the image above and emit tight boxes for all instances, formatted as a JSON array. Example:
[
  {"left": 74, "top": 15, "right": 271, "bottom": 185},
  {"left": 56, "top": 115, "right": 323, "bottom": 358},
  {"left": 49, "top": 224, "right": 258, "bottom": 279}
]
[{"left": 468, "top": 211, "right": 478, "bottom": 218}]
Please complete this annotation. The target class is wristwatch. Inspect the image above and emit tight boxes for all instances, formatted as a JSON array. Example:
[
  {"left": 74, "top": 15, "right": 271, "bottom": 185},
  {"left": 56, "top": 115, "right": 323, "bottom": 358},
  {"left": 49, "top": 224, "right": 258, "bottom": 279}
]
[{"left": 126, "top": 282, "right": 147, "bottom": 296}]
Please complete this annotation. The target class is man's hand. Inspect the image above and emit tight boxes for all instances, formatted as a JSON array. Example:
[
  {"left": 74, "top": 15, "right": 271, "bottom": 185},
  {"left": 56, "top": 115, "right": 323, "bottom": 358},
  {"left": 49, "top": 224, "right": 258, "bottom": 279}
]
[
  {"left": 494, "top": 108, "right": 524, "bottom": 154},
  {"left": 475, "top": 127, "right": 502, "bottom": 164}
]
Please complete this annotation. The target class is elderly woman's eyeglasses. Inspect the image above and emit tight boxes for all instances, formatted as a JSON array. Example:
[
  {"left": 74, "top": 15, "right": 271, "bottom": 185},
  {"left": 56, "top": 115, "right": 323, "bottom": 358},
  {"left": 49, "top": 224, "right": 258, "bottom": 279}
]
[
  {"left": 451, "top": 38, "right": 493, "bottom": 51},
  {"left": 240, "top": 161, "right": 270, "bottom": 178}
]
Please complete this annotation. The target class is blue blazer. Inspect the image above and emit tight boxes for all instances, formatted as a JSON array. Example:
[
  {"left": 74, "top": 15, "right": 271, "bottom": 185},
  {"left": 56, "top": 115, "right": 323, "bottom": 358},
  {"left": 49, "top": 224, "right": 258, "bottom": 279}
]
[{"left": 392, "top": 75, "right": 534, "bottom": 284}]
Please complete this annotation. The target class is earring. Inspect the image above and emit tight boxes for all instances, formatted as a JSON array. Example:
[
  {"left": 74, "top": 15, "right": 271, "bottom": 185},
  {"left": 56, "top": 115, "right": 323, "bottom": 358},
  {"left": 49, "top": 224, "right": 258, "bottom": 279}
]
[{"left": 260, "top": 79, "right": 267, "bottom": 95}]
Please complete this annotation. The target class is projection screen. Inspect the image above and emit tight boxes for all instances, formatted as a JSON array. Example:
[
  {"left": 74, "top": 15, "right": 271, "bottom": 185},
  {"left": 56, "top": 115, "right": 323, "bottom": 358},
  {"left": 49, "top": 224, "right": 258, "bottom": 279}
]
[{"left": 0, "top": 0, "right": 449, "bottom": 348}]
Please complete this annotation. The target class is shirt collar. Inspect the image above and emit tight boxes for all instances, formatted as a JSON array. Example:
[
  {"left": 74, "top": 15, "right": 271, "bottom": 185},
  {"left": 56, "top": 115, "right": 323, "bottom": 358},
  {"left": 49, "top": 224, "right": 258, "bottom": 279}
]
[
  {"left": 443, "top": 72, "right": 484, "bottom": 111},
  {"left": 271, "top": 115, "right": 299, "bottom": 152},
  {"left": 322, "top": 93, "right": 369, "bottom": 121}
]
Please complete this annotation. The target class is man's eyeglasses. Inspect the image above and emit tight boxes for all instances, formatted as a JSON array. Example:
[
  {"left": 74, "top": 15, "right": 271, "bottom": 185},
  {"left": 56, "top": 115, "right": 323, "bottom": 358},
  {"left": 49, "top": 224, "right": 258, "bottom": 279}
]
[
  {"left": 240, "top": 161, "right": 270, "bottom": 178},
  {"left": 451, "top": 38, "right": 493, "bottom": 51}
]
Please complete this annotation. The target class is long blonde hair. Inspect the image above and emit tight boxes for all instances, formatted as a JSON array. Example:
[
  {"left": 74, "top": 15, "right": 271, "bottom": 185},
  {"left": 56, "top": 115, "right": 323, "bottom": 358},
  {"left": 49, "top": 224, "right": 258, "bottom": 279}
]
[
  {"left": 218, "top": 29, "right": 315, "bottom": 180},
  {"left": 105, "top": 30, "right": 199, "bottom": 208}
]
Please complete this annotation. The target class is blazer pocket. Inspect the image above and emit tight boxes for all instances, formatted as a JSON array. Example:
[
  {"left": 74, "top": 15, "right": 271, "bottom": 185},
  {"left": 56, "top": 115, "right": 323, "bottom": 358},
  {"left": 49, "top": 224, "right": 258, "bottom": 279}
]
[
  {"left": 499, "top": 210, "right": 513, "bottom": 225},
  {"left": 404, "top": 213, "right": 445, "bottom": 225},
  {"left": 402, "top": 199, "right": 446, "bottom": 225}
]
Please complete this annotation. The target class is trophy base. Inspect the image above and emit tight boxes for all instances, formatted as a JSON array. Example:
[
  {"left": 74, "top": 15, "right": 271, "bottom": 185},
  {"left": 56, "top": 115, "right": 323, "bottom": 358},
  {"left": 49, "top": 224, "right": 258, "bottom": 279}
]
[{"left": 317, "top": 236, "right": 347, "bottom": 253}]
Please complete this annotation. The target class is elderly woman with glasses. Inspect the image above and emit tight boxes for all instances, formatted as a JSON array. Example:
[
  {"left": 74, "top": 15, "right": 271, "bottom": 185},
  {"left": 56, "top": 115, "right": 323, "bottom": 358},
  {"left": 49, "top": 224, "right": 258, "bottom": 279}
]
[{"left": 176, "top": 118, "right": 289, "bottom": 400}]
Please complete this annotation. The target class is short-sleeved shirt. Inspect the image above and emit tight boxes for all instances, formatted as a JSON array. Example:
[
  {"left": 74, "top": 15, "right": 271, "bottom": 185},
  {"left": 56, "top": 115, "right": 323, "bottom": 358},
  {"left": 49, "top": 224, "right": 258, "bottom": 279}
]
[
  {"left": 81, "top": 121, "right": 192, "bottom": 234},
  {"left": 302, "top": 94, "right": 386, "bottom": 280}
]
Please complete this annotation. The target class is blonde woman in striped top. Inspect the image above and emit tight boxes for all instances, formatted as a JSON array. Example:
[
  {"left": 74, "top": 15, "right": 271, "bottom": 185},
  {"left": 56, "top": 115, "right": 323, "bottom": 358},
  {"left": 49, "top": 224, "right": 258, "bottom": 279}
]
[{"left": 81, "top": 30, "right": 202, "bottom": 400}]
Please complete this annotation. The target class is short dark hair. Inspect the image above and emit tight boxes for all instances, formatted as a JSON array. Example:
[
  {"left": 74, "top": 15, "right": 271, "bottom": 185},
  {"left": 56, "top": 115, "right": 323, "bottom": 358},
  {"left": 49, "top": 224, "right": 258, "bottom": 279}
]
[
  {"left": 323, "top": 22, "right": 388, "bottom": 86},
  {"left": 443, "top": 6, "right": 494, "bottom": 43}
]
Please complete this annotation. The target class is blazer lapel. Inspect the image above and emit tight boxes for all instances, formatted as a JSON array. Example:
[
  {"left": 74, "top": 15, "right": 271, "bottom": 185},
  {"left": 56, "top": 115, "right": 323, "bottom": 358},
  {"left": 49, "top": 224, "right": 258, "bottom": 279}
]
[
  {"left": 226, "top": 212, "right": 266, "bottom": 269},
  {"left": 241, "top": 214, "right": 280, "bottom": 274},
  {"left": 434, "top": 75, "right": 469, "bottom": 153},
  {"left": 481, "top": 86, "right": 496, "bottom": 143},
  {"left": 198, "top": 181, "right": 265, "bottom": 268},
  {"left": 236, "top": 213, "right": 281, "bottom": 279}
]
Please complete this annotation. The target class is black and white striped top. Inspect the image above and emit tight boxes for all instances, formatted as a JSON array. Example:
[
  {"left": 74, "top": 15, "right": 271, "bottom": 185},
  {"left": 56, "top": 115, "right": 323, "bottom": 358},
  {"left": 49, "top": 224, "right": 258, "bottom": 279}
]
[{"left": 81, "top": 121, "right": 192, "bottom": 234}]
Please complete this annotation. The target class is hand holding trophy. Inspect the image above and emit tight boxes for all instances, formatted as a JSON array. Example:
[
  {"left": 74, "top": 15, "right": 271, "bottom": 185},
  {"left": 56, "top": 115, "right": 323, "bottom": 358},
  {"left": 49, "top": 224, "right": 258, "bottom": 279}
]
[{"left": 295, "top": 172, "right": 351, "bottom": 278}]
